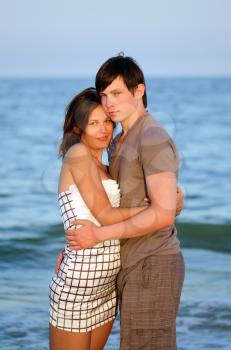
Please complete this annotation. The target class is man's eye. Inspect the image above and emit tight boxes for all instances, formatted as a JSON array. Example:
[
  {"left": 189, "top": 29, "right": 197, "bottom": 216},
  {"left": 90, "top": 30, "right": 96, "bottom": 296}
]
[{"left": 114, "top": 92, "right": 120, "bottom": 96}]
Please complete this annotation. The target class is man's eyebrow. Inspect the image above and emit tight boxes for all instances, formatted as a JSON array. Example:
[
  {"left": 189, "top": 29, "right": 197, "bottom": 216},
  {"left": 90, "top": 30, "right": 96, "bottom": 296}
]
[{"left": 100, "top": 89, "right": 121, "bottom": 95}]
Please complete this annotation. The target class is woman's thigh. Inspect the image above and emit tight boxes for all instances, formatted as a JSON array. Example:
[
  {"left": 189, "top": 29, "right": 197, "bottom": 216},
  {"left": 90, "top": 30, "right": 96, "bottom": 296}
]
[
  {"left": 90, "top": 320, "right": 114, "bottom": 350},
  {"left": 49, "top": 324, "right": 91, "bottom": 350}
]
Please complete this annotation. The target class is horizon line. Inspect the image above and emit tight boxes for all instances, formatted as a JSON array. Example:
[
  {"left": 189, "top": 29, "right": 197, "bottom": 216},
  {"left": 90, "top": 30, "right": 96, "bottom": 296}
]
[{"left": 0, "top": 74, "right": 231, "bottom": 79}]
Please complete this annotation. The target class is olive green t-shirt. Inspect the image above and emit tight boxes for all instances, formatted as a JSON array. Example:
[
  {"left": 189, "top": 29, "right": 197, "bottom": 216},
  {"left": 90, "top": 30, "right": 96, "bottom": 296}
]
[{"left": 109, "top": 112, "right": 180, "bottom": 268}]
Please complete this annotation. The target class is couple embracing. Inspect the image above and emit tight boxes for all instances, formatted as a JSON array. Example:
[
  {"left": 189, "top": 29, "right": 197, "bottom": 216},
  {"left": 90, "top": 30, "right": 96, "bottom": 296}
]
[{"left": 49, "top": 54, "right": 185, "bottom": 350}]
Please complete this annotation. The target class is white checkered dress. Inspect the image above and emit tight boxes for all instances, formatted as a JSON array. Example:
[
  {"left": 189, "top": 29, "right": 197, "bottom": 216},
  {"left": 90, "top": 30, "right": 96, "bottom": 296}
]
[{"left": 49, "top": 180, "right": 121, "bottom": 332}]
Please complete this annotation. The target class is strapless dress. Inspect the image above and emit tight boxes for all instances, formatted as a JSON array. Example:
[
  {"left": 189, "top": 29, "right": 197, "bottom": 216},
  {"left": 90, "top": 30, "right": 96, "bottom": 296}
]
[{"left": 49, "top": 179, "right": 121, "bottom": 332}]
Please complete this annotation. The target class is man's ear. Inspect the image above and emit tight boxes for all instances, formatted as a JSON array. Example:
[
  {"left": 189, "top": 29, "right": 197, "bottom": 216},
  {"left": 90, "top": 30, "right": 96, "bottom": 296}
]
[{"left": 134, "top": 83, "right": 145, "bottom": 99}]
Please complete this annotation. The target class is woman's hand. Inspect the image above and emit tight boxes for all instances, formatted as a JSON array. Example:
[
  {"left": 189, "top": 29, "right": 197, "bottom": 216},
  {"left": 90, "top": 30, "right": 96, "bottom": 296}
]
[
  {"left": 55, "top": 249, "right": 64, "bottom": 273},
  {"left": 143, "top": 197, "right": 150, "bottom": 205},
  {"left": 176, "top": 186, "right": 184, "bottom": 216}
]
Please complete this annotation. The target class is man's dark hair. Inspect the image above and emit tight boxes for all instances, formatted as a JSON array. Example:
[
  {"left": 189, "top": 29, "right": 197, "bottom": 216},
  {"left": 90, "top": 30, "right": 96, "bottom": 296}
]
[{"left": 95, "top": 54, "right": 147, "bottom": 108}]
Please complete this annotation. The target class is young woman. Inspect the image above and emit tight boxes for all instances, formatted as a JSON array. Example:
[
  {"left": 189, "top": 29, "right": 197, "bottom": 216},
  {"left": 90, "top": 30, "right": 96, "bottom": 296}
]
[{"left": 49, "top": 88, "right": 148, "bottom": 350}]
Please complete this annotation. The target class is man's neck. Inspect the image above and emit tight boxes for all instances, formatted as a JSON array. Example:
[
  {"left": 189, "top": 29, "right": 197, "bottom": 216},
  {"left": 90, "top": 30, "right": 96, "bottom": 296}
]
[{"left": 121, "top": 107, "right": 147, "bottom": 133}]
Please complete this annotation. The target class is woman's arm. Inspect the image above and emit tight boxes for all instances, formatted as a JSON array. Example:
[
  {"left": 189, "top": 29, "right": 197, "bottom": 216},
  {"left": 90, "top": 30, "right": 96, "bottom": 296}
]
[{"left": 63, "top": 143, "right": 146, "bottom": 226}]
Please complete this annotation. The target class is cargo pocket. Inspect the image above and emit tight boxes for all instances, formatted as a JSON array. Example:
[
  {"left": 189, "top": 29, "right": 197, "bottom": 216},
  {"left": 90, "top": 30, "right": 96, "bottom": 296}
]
[
  {"left": 131, "top": 256, "right": 176, "bottom": 330},
  {"left": 131, "top": 307, "right": 175, "bottom": 330}
]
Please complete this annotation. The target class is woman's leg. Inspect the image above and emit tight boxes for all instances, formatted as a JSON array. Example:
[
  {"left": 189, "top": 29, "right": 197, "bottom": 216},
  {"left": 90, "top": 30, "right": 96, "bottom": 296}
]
[
  {"left": 49, "top": 324, "right": 91, "bottom": 350},
  {"left": 90, "top": 320, "right": 114, "bottom": 350}
]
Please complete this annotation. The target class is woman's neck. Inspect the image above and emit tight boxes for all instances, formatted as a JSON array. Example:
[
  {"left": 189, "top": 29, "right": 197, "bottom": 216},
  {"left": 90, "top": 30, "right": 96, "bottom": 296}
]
[
  {"left": 80, "top": 139, "right": 103, "bottom": 162},
  {"left": 90, "top": 149, "right": 103, "bottom": 162}
]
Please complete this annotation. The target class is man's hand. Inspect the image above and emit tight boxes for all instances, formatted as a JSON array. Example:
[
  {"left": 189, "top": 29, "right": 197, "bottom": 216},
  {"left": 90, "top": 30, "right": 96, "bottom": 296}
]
[
  {"left": 176, "top": 186, "right": 184, "bottom": 216},
  {"left": 65, "top": 220, "right": 100, "bottom": 250}
]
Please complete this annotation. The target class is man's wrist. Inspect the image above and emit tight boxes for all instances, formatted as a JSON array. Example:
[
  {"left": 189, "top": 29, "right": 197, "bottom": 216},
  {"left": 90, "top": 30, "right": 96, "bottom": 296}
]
[
  {"left": 94, "top": 225, "right": 104, "bottom": 243},
  {"left": 94, "top": 225, "right": 114, "bottom": 242}
]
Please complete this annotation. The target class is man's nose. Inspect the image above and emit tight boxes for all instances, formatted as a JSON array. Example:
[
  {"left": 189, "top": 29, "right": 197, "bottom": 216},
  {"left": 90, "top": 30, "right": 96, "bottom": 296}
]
[{"left": 104, "top": 95, "right": 113, "bottom": 108}]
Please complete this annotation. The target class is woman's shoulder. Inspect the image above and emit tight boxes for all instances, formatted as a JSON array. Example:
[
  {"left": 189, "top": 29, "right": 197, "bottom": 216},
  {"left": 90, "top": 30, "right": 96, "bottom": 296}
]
[{"left": 64, "top": 142, "right": 91, "bottom": 161}]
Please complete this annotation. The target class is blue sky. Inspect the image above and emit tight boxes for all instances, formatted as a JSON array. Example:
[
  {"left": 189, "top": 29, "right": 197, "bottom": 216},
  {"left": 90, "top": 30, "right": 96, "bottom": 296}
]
[{"left": 0, "top": 0, "right": 230, "bottom": 77}]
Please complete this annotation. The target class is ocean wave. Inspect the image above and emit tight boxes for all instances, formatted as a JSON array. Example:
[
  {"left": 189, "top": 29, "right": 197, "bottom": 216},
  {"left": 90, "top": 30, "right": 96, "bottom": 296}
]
[
  {"left": 176, "top": 222, "right": 231, "bottom": 253},
  {"left": 0, "top": 222, "right": 230, "bottom": 264}
]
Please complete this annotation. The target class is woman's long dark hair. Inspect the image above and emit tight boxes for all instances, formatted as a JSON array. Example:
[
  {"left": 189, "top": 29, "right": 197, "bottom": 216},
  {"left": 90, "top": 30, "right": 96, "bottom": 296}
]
[{"left": 59, "top": 87, "right": 100, "bottom": 158}]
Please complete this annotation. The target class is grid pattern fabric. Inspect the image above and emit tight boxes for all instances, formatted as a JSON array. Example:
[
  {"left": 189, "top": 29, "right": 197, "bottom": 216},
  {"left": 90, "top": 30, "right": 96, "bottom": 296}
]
[{"left": 49, "top": 180, "right": 121, "bottom": 332}]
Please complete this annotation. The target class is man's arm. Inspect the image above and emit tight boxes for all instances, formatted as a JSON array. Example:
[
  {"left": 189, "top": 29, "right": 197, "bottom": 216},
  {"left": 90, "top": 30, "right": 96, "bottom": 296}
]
[{"left": 66, "top": 171, "right": 177, "bottom": 249}]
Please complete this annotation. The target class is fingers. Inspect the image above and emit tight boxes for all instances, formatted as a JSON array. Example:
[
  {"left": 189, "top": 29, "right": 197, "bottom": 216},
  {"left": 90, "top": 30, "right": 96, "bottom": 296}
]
[
  {"left": 175, "top": 197, "right": 183, "bottom": 216},
  {"left": 68, "top": 245, "right": 82, "bottom": 250},
  {"left": 70, "top": 219, "right": 88, "bottom": 226},
  {"left": 178, "top": 193, "right": 184, "bottom": 207},
  {"left": 177, "top": 187, "right": 184, "bottom": 202},
  {"left": 65, "top": 234, "right": 78, "bottom": 244},
  {"left": 177, "top": 189, "right": 183, "bottom": 199},
  {"left": 65, "top": 230, "right": 83, "bottom": 250},
  {"left": 55, "top": 259, "right": 62, "bottom": 273},
  {"left": 143, "top": 197, "right": 151, "bottom": 203},
  {"left": 55, "top": 250, "right": 64, "bottom": 273},
  {"left": 65, "top": 230, "right": 76, "bottom": 238},
  {"left": 65, "top": 220, "right": 91, "bottom": 242}
]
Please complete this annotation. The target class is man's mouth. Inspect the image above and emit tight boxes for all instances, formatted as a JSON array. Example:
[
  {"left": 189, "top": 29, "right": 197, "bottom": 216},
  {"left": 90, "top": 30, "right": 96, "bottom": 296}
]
[{"left": 108, "top": 110, "right": 118, "bottom": 117}]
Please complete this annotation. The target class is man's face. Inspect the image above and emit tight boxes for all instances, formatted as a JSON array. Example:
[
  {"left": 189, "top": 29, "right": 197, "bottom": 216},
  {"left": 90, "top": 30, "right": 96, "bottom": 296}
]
[{"left": 99, "top": 76, "right": 138, "bottom": 123}]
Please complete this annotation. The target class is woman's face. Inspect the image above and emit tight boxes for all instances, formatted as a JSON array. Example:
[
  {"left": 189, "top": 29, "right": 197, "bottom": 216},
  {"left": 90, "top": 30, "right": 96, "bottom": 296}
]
[{"left": 81, "top": 105, "right": 114, "bottom": 150}]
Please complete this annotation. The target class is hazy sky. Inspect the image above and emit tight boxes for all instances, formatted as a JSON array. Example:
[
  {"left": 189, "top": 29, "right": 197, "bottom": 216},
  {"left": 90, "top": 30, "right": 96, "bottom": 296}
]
[{"left": 0, "top": 0, "right": 230, "bottom": 77}]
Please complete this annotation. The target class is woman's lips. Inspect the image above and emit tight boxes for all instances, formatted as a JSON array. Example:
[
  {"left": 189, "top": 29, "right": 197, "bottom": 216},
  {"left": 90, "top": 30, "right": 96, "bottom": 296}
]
[{"left": 97, "top": 135, "right": 109, "bottom": 142}]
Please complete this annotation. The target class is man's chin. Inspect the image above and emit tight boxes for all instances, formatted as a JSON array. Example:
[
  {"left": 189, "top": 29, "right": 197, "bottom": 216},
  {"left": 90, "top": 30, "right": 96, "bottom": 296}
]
[{"left": 110, "top": 114, "right": 122, "bottom": 122}]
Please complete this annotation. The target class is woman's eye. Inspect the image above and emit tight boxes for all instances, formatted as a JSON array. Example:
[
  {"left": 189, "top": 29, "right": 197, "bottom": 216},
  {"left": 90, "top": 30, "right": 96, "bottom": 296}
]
[
  {"left": 89, "top": 121, "right": 97, "bottom": 126},
  {"left": 105, "top": 119, "right": 112, "bottom": 123}
]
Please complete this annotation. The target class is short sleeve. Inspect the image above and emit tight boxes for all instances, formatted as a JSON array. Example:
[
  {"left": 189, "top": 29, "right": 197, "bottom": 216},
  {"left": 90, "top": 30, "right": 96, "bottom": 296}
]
[{"left": 139, "top": 125, "right": 179, "bottom": 177}]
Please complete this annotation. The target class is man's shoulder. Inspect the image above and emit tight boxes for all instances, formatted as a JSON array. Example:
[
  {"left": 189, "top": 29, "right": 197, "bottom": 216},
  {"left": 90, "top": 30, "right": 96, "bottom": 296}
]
[{"left": 139, "top": 113, "right": 171, "bottom": 145}]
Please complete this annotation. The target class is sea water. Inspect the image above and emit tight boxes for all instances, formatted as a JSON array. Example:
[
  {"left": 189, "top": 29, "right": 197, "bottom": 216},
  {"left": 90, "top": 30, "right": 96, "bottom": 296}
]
[{"left": 0, "top": 77, "right": 230, "bottom": 349}]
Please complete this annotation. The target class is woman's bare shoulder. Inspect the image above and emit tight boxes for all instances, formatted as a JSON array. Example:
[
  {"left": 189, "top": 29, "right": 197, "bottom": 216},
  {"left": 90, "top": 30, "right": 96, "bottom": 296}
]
[{"left": 64, "top": 143, "right": 92, "bottom": 165}]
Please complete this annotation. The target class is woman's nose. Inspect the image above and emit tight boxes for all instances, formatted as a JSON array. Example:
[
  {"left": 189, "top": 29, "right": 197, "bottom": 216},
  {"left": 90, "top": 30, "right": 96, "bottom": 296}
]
[{"left": 99, "top": 123, "right": 107, "bottom": 132}]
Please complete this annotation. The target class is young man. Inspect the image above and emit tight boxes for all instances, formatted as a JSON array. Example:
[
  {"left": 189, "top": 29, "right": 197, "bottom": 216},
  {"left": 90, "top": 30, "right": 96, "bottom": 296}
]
[{"left": 66, "top": 55, "right": 185, "bottom": 349}]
